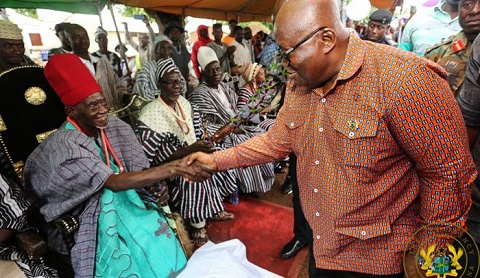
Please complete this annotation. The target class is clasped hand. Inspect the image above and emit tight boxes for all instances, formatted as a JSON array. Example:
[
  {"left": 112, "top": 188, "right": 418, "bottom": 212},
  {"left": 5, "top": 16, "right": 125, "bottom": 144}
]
[{"left": 167, "top": 155, "right": 216, "bottom": 183}]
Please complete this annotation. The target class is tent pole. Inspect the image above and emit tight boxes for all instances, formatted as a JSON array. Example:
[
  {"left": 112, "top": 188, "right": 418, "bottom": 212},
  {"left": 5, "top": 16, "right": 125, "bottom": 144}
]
[
  {"left": 98, "top": 1, "right": 103, "bottom": 27},
  {"left": 340, "top": 0, "right": 347, "bottom": 24},
  {"left": 108, "top": 1, "right": 132, "bottom": 80}
]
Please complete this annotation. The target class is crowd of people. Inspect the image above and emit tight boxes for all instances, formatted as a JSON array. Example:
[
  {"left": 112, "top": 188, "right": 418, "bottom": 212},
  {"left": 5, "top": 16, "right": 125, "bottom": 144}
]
[{"left": 1, "top": 0, "right": 480, "bottom": 277}]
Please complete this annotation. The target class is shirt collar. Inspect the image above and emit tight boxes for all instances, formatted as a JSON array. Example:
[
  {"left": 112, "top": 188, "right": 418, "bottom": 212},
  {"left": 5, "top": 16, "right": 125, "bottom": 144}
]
[{"left": 337, "top": 32, "right": 366, "bottom": 81}]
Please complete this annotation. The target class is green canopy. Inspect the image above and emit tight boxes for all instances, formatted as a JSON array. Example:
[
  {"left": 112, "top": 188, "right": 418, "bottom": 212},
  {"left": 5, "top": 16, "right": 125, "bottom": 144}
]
[{"left": 0, "top": 0, "right": 108, "bottom": 15}]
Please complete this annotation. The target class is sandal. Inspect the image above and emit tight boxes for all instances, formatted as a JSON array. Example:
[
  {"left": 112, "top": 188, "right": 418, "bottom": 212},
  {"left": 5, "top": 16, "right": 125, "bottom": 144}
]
[
  {"left": 213, "top": 211, "right": 235, "bottom": 221},
  {"left": 191, "top": 227, "right": 209, "bottom": 246}
]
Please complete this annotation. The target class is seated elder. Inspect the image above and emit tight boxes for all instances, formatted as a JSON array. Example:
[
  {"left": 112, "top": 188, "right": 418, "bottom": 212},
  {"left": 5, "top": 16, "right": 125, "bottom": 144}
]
[
  {"left": 238, "top": 62, "right": 282, "bottom": 131},
  {"left": 137, "top": 58, "right": 237, "bottom": 246},
  {"left": 24, "top": 54, "right": 212, "bottom": 277},
  {"left": 189, "top": 47, "right": 275, "bottom": 195},
  {"left": 133, "top": 35, "right": 187, "bottom": 101}
]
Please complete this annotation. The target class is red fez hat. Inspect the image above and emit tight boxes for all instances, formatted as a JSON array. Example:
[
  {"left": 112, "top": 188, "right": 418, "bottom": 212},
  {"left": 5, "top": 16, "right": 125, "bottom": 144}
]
[{"left": 44, "top": 54, "right": 102, "bottom": 106}]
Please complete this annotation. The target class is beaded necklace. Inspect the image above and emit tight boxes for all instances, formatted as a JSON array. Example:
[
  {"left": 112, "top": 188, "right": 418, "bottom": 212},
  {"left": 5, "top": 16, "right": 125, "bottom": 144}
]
[
  {"left": 67, "top": 116, "right": 124, "bottom": 173},
  {"left": 158, "top": 97, "right": 190, "bottom": 135}
]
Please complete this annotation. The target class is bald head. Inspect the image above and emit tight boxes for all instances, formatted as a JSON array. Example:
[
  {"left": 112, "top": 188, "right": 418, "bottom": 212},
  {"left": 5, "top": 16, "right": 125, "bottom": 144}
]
[
  {"left": 273, "top": 0, "right": 350, "bottom": 89},
  {"left": 272, "top": 0, "right": 289, "bottom": 22},
  {"left": 275, "top": 0, "right": 345, "bottom": 38}
]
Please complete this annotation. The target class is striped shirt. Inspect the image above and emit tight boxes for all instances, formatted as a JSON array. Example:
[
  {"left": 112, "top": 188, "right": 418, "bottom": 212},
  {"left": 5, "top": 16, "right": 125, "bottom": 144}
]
[
  {"left": 0, "top": 174, "right": 58, "bottom": 277},
  {"left": 138, "top": 98, "right": 237, "bottom": 223},
  {"left": 213, "top": 34, "right": 476, "bottom": 274},
  {"left": 190, "top": 82, "right": 275, "bottom": 194}
]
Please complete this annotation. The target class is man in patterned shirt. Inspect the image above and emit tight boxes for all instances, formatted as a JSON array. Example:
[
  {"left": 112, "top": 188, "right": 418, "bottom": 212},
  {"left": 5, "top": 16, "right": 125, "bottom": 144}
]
[{"left": 187, "top": 0, "right": 477, "bottom": 276}]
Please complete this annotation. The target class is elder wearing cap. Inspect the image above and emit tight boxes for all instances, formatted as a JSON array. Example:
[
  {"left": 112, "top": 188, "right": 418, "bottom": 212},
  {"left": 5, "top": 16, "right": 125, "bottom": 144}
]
[
  {"left": 137, "top": 58, "right": 237, "bottom": 247},
  {"left": 133, "top": 35, "right": 187, "bottom": 100},
  {"left": 362, "top": 9, "right": 396, "bottom": 46},
  {"left": 91, "top": 26, "right": 122, "bottom": 77},
  {"left": 189, "top": 46, "right": 275, "bottom": 197},
  {"left": 0, "top": 21, "right": 36, "bottom": 73},
  {"left": 24, "top": 54, "right": 214, "bottom": 277}
]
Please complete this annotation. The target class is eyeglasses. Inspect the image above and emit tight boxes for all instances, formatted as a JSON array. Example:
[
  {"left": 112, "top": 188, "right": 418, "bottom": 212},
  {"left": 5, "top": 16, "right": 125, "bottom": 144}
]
[
  {"left": 84, "top": 99, "right": 110, "bottom": 112},
  {"left": 277, "top": 26, "right": 327, "bottom": 64},
  {"left": 160, "top": 79, "right": 182, "bottom": 86}
]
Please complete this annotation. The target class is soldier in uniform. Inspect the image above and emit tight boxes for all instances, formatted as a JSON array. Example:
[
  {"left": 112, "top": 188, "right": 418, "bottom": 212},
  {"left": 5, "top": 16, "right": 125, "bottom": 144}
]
[
  {"left": 424, "top": 0, "right": 480, "bottom": 97},
  {"left": 362, "top": 9, "right": 397, "bottom": 46}
]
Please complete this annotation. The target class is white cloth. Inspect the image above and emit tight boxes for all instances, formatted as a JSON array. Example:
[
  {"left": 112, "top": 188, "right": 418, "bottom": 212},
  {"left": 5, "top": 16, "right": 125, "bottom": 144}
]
[
  {"left": 229, "top": 40, "right": 252, "bottom": 66},
  {"left": 178, "top": 239, "right": 281, "bottom": 278},
  {"left": 138, "top": 96, "right": 197, "bottom": 145},
  {"left": 198, "top": 46, "right": 219, "bottom": 70}
]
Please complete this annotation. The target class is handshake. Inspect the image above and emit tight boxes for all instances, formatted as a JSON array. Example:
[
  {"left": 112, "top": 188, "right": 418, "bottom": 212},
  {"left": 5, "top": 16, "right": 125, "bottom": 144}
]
[{"left": 165, "top": 152, "right": 218, "bottom": 183}]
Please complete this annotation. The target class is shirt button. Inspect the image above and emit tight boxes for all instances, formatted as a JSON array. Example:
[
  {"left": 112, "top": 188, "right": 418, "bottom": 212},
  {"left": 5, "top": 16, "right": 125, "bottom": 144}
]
[
  {"left": 315, "top": 160, "right": 319, "bottom": 165},
  {"left": 319, "top": 127, "right": 324, "bottom": 132},
  {"left": 313, "top": 188, "right": 318, "bottom": 193},
  {"left": 361, "top": 231, "right": 366, "bottom": 236},
  {"left": 321, "top": 98, "right": 326, "bottom": 103},
  {"left": 316, "top": 235, "right": 320, "bottom": 240},
  {"left": 348, "top": 131, "right": 355, "bottom": 138},
  {"left": 315, "top": 212, "right": 320, "bottom": 217},
  {"left": 290, "top": 122, "right": 294, "bottom": 127}
]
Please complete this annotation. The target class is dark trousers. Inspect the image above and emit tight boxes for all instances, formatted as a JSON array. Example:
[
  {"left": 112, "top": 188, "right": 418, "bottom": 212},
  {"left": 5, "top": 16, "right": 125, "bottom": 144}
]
[
  {"left": 307, "top": 262, "right": 403, "bottom": 278},
  {"left": 289, "top": 154, "right": 310, "bottom": 244}
]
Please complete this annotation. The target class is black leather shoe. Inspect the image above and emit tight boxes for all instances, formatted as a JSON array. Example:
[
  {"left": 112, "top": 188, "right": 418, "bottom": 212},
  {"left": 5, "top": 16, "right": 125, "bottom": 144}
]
[
  {"left": 282, "top": 176, "right": 293, "bottom": 194},
  {"left": 280, "top": 238, "right": 307, "bottom": 259}
]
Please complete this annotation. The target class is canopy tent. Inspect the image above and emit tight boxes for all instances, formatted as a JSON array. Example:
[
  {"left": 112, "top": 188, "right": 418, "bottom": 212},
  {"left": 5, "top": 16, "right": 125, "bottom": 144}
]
[
  {"left": 0, "top": 0, "right": 108, "bottom": 15},
  {"left": 114, "top": 0, "right": 398, "bottom": 22},
  {"left": 114, "top": 0, "right": 277, "bottom": 22}
]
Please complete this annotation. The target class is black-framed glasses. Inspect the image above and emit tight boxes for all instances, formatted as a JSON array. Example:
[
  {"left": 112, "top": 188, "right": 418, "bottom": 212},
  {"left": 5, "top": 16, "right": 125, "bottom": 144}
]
[
  {"left": 277, "top": 26, "right": 327, "bottom": 63},
  {"left": 159, "top": 79, "right": 182, "bottom": 86}
]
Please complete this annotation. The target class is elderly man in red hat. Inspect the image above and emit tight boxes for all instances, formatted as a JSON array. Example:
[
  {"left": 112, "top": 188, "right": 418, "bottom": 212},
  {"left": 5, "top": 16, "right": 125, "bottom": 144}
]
[{"left": 24, "top": 54, "right": 213, "bottom": 277}]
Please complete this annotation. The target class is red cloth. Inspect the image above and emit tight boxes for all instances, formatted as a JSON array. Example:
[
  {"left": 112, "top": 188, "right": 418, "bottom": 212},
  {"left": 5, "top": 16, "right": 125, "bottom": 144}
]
[
  {"left": 191, "top": 25, "right": 212, "bottom": 79},
  {"left": 44, "top": 54, "right": 102, "bottom": 106}
]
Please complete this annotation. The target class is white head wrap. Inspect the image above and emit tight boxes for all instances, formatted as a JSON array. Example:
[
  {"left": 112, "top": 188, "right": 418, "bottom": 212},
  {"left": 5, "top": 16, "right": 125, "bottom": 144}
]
[
  {"left": 198, "top": 46, "right": 219, "bottom": 71},
  {"left": 154, "top": 35, "right": 173, "bottom": 48},
  {"left": 242, "top": 62, "right": 262, "bottom": 83},
  {"left": 0, "top": 21, "right": 23, "bottom": 40},
  {"left": 94, "top": 26, "right": 107, "bottom": 39}
]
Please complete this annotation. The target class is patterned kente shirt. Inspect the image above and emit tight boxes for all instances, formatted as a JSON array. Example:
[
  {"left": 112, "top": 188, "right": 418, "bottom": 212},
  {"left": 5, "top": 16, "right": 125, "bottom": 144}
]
[{"left": 213, "top": 33, "right": 476, "bottom": 274}]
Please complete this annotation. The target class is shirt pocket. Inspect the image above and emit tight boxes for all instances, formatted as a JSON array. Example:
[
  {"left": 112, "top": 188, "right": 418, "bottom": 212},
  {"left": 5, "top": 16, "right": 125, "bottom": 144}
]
[
  {"left": 331, "top": 112, "right": 380, "bottom": 167},
  {"left": 335, "top": 214, "right": 391, "bottom": 241},
  {"left": 283, "top": 93, "right": 311, "bottom": 131}
]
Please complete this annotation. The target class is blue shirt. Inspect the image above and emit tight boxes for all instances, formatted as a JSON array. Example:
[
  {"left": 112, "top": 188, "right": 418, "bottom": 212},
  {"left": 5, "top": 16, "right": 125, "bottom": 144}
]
[{"left": 399, "top": 1, "right": 461, "bottom": 56}]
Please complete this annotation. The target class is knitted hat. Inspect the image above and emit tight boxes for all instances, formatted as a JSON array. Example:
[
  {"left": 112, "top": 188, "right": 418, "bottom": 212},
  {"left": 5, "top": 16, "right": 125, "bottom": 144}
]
[
  {"left": 44, "top": 54, "right": 102, "bottom": 106},
  {"left": 198, "top": 46, "right": 219, "bottom": 71},
  {"left": 242, "top": 62, "right": 262, "bottom": 83},
  {"left": 0, "top": 21, "right": 22, "bottom": 40},
  {"left": 155, "top": 58, "right": 180, "bottom": 80}
]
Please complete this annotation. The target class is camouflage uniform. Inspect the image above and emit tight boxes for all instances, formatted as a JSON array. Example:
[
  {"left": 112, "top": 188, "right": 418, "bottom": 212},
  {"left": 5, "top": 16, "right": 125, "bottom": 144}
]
[{"left": 424, "top": 31, "right": 472, "bottom": 97}]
